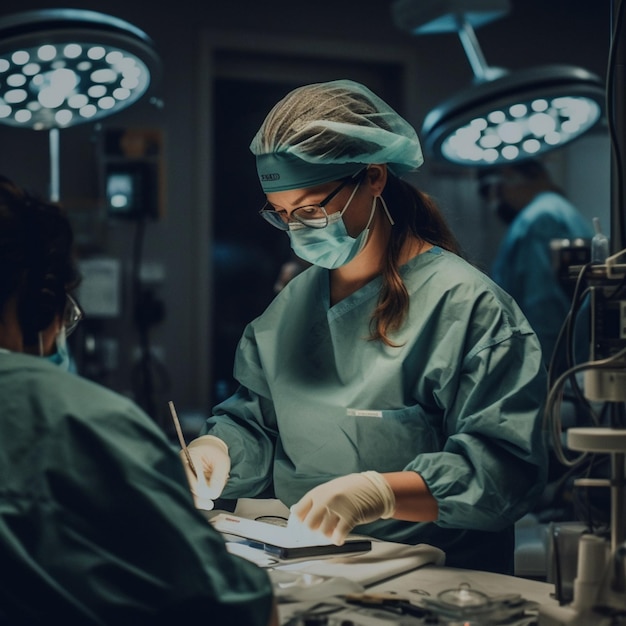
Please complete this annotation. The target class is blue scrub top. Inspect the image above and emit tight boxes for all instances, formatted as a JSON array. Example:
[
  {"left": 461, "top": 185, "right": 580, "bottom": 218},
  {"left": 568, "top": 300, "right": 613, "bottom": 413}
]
[
  {"left": 203, "top": 247, "right": 548, "bottom": 573},
  {"left": 491, "top": 191, "right": 594, "bottom": 364}
]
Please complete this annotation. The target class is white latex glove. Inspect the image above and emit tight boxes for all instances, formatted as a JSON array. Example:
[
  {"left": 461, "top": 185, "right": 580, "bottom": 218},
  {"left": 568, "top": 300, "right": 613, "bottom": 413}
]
[
  {"left": 179, "top": 435, "right": 230, "bottom": 510},
  {"left": 290, "top": 471, "right": 396, "bottom": 546}
]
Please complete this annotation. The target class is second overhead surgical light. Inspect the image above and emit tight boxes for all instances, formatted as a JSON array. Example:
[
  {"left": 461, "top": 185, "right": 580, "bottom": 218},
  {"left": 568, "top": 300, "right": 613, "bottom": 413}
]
[
  {"left": 391, "top": 0, "right": 605, "bottom": 166},
  {"left": 441, "top": 93, "right": 601, "bottom": 164}
]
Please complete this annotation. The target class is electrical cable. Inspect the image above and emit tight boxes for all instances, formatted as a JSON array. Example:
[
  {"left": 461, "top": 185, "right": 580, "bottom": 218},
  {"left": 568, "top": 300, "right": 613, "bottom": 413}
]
[
  {"left": 545, "top": 263, "right": 599, "bottom": 474},
  {"left": 544, "top": 343, "right": 626, "bottom": 467},
  {"left": 548, "top": 263, "right": 595, "bottom": 418}
]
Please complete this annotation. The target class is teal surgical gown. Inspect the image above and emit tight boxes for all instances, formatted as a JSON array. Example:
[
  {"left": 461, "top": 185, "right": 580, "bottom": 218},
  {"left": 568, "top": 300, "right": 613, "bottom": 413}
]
[
  {"left": 491, "top": 191, "right": 594, "bottom": 364},
  {"left": 203, "top": 247, "right": 548, "bottom": 574},
  {"left": 0, "top": 352, "right": 273, "bottom": 626}
]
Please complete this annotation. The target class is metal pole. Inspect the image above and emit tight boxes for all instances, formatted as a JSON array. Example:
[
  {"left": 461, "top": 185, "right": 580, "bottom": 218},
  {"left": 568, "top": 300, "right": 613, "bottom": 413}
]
[
  {"left": 455, "top": 16, "right": 491, "bottom": 82},
  {"left": 49, "top": 127, "right": 60, "bottom": 202}
]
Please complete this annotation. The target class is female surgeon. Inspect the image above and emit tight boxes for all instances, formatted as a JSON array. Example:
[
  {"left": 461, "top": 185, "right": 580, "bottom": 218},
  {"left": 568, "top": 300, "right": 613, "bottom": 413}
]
[
  {"left": 0, "top": 175, "right": 278, "bottom": 626},
  {"left": 183, "top": 79, "right": 548, "bottom": 575}
]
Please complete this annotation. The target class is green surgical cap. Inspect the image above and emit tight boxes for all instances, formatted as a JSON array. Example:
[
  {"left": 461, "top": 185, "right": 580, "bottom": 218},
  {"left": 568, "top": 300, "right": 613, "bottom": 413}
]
[{"left": 250, "top": 79, "right": 424, "bottom": 193}]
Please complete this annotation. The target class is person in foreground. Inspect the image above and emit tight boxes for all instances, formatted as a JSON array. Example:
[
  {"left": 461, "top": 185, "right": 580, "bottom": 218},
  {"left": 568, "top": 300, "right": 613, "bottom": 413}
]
[
  {"left": 0, "top": 175, "right": 278, "bottom": 626},
  {"left": 184, "top": 79, "right": 548, "bottom": 574}
]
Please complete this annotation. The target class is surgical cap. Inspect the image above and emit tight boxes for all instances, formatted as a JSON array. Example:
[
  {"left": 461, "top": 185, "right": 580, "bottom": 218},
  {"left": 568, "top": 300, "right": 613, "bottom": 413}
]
[{"left": 250, "top": 79, "right": 424, "bottom": 192}]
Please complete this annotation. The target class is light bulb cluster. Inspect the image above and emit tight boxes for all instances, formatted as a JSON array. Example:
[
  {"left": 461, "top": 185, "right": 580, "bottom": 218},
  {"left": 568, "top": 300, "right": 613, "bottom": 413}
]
[
  {"left": 0, "top": 41, "right": 150, "bottom": 129},
  {"left": 440, "top": 94, "right": 602, "bottom": 165}
]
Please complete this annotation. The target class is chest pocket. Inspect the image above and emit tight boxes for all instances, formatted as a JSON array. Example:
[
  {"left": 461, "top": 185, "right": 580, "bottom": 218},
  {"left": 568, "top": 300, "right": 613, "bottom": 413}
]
[{"left": 339, "top": 404, "right": 443, "bottom": 473}]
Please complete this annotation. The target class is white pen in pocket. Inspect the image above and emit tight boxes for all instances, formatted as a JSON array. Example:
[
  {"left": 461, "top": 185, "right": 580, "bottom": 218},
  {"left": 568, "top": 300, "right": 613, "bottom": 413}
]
[{"left": 346, "top": 408, "right": 383, "bottom": 418}]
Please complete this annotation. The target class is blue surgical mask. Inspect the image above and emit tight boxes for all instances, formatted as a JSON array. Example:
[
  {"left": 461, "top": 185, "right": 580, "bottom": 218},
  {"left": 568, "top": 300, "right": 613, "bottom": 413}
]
[
  {"left": 39, "top": 327, "right": 71, "bottom": 372},
  {"left": 287, "top": 181, "right": 378, "bottom": 269}
]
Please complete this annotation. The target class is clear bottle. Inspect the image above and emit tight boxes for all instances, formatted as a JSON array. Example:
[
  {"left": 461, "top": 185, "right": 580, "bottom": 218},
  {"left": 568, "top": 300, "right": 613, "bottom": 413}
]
[{"left": 591, "top": 217, "right": 609, "bottom": 263}]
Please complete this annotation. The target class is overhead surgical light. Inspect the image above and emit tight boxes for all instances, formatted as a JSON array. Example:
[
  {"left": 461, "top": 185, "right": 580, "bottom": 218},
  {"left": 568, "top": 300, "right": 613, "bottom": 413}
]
[
  {"left": 391, "top": 0, "right": 606, "bottom": 167},
  {"left": 0, "top": 8, "right": 161, "bottom": 199}
]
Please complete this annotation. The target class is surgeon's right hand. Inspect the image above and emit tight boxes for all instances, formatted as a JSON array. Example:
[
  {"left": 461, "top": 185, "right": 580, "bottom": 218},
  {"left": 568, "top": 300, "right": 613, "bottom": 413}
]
[{"left": 179, "top": 435, "right": 230, "bottom": 510}]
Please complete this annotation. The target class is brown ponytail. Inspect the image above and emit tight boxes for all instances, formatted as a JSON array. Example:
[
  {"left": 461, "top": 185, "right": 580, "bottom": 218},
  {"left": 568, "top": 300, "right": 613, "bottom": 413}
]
[{"left": 369, "top": 174, "right": 464, "bottom": 346}]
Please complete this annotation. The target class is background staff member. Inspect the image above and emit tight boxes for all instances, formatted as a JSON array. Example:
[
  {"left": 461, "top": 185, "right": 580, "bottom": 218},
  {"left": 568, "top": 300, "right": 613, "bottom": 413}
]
[{"left": 477, "top": 158, "right": 595, "bottom": 367}]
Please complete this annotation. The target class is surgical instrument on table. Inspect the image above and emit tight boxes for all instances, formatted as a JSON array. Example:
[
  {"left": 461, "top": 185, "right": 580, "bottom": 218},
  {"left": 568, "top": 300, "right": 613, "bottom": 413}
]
[{"left": 168, "top": 400, "right": 197, "bottom": 479}]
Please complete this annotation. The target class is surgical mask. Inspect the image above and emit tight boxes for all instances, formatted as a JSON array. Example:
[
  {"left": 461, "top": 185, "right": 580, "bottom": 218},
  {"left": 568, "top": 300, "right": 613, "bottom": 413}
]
[
  {"left": 287, "top": 181, "right": 378, "bottom": 269},
  {"left": 39, "top": 326, "right": 71, "bottom": 372}
]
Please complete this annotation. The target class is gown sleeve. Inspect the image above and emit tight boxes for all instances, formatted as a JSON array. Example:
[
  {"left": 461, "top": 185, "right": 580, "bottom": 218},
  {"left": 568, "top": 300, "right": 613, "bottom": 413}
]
[{"left": 405, "top": 287, "right": 549, "bottom": 531}]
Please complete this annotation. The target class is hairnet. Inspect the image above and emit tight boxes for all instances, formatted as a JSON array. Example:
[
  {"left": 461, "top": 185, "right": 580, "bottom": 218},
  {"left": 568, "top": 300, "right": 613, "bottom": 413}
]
[{"left": 250, "top": 79, "right": 424, "bottom": 192}]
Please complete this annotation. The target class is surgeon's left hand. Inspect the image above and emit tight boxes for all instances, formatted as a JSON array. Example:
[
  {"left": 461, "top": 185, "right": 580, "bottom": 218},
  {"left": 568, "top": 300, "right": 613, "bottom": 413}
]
[{"left": 290, "top": 471, "right": 396, "bottom": 546}]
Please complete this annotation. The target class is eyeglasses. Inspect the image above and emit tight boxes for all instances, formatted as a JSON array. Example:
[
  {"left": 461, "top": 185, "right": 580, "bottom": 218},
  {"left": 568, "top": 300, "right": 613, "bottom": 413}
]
[
  {"left": 63, "top": 294, "right": 84, "bottom": 337},
  {"left": 259, "top": 169, "right": 365, "bottom": 231}
]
